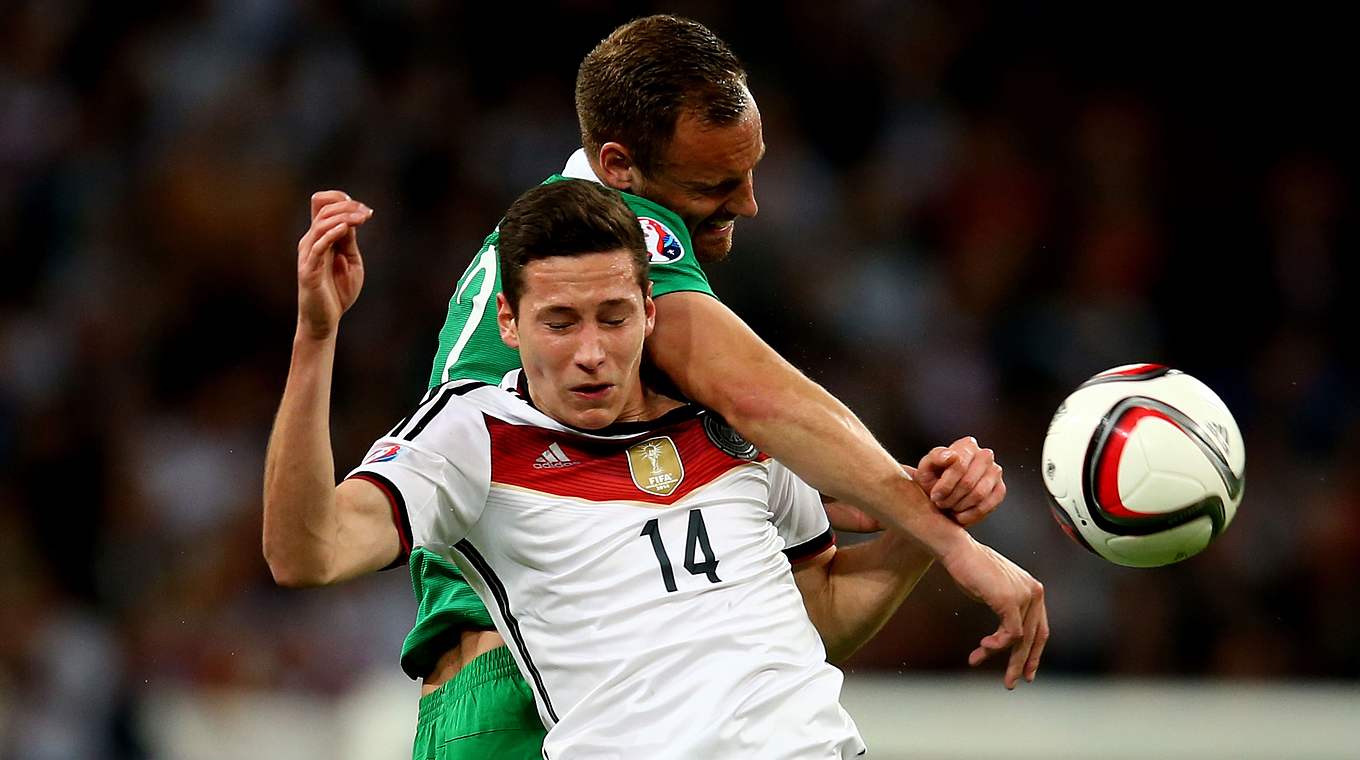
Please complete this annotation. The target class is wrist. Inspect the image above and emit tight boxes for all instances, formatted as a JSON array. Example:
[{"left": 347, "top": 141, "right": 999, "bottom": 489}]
[
  {"left": 291, "top": 326, "right": 339, "bottom": 372},
  {"left": 881, "top": 472, "right": 971, "bottom": 559},
  {"left": 295, "top": 319, "right": 339, "bottom": 345}
]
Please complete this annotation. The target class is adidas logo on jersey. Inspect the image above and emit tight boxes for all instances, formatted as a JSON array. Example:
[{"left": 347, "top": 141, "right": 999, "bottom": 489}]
[{"left": 533, "top": 442, "right": 578, "bottom": 469}]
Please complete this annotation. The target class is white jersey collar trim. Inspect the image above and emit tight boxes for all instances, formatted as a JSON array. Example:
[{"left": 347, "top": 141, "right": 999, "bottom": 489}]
[{"left": 562, "top": 149, "right": 604, "bottom": 184}]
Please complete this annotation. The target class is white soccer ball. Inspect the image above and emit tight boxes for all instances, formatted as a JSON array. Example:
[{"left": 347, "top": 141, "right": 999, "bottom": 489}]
[{"left": 1041, "top": 364, "right": 1245, "bottom": 568}]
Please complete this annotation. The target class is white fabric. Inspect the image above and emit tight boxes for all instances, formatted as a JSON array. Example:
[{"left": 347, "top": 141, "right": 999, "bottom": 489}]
[
  {"left": 350, "top": 376, "right": 864, "bottom": 759},
  {"left": 561, "top": 148, "right": 603, "bottom": 183}
]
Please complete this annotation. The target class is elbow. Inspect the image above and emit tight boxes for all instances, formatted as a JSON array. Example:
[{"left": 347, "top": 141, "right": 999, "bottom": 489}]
[
  {"left": 265, "top": 556, "right": 329, "bottom": 588},
  {"left": 262, "top": 521, "right": 331, "bottom": 588}
]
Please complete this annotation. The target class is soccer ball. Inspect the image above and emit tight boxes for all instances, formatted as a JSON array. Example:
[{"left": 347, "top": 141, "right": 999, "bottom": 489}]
[{"left": 1041, "top": 364, "right": 1245, "bottom": 568}]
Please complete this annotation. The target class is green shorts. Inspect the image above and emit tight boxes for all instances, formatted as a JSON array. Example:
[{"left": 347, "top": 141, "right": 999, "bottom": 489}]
[{"left": 413, "top": 645, "right": 547, "bottom": 760}]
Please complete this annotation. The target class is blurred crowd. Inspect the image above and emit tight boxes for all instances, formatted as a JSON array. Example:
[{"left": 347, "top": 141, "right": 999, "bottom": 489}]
[{"left": 1, "top": 1, "right": 1355, "bottom": 757}]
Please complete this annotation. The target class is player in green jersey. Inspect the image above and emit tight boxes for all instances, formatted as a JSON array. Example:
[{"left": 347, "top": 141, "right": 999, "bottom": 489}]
[{"left": 265, "top": 15, "right": 1045, "bottom": 760}]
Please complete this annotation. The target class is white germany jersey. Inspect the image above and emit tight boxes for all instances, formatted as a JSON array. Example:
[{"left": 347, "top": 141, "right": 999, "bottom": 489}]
[{"left": 348, "top": 373, "right": 866, "bottom": 759}]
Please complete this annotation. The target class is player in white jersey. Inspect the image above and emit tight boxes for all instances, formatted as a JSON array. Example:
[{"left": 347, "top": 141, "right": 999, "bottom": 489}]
[
  {"left": 350, "top": 374, "right": 864, "bottom": 758},
  {"left": 266, "top": 26, "right": 1046, "bottom": 756},
  {"left": 264, "top": 179, "right": 1042, "bottom": 756}
]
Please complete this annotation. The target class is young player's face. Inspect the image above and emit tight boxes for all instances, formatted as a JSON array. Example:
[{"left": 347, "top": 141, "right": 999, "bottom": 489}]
[
  {"left": 632, "top": 101, "right": 765, "bottom": 264},
  {"left": 498, "top": 251, "right": 656, "bottom": 430}
]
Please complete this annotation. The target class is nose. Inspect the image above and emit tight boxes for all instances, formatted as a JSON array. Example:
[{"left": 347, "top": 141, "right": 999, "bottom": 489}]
[
  {"left": 727, "top": 173, "right": 758, "bottom": 219},
  {"left": 574, "top": 324, "right": 607, "bottom": 373}
]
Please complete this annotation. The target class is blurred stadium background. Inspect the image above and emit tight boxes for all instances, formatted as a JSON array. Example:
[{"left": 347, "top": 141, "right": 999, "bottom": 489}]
[{"left": 2, "top": 2, "right": 1357, "bottom": 758}]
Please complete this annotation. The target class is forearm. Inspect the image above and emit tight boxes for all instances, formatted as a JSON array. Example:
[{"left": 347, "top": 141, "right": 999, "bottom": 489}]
[
  {"left": 739, "top": 373, "right": 962, "bottom": 553},
  {"left": 649, "top": 294, "right": 970, "bottom": 559},
  {"left": 800, "top": 533, "right": 935, "bottom": 662},
  {"left": 262, "top": 330, "right": 346, "bottom": 586}
]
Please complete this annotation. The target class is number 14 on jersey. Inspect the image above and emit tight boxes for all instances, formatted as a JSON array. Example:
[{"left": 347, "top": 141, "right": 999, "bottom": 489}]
[{"left": 640, "top": 509, "right": 722, "bottom": 593}]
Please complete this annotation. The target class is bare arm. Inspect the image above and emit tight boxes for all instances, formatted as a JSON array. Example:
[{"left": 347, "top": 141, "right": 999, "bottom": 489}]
[
  {"left": 790, "top": 440, "right": 1002, "bottom": 661},
  {"left": 649, "top": 294, "right": 963, "bottom": 551},
  {"left": 262, "top": 335, "right": 400, "bottom": 586},
  {"left": 262, "top": 192, "right": 400, "bottom": 587},
  {"left": 649, "top": 292, "right": 1047, "bottom": 688},
  {"left": 794, "top": 534, "right": 934, "bottom": 663}
]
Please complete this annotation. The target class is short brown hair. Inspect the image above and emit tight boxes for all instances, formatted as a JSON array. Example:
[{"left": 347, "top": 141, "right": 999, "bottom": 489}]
[
  {"left": 498, "top": 180, "right": 649, "bottom": 313},
  {"left": 576, "top": 15, "right": 749, "bottom": 176}
]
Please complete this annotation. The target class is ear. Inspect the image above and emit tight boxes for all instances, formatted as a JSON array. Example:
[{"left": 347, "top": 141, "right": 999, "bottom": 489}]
[
  {"left": 597, "top": 142, "right": 641, "bottom": 191},
  {"left": 642, "top": 282, "right": 656, "bottom": 339},
  {"left": 496, "top": 293, "right": 520, "bottom": 349}
]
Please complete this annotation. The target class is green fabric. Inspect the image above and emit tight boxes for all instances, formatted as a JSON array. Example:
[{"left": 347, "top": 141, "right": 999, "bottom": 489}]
[
  {"left": 411, "top": 646, "right": 545, "bottom": 760},
  {"left": 425, "top": 177, "right": 712, "bottom": 388},
  {"left": 404, "top": 175, "right": 717, "bottom": 680},
  {"left": 400, "top": 547, "right": 494, "bottom": 681}
]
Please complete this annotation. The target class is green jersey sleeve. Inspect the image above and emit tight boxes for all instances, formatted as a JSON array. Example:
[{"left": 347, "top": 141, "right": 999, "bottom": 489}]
[
  {"left": 427, "top": 176, "right": 716, "bottom": 389},
  {"left": 611, "top": 188, "right": 714, "bottom": 300}
]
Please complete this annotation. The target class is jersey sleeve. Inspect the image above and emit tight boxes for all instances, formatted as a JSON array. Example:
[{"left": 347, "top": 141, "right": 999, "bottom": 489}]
[
  {"left": 345, "top": 383, "right": 493, "bottom": 558},
  {"left": 767, "top": 460, "right": 835, "bottom": 563},
  {"left": 621, "top": 193, "right": 717, "bottom": 300}
]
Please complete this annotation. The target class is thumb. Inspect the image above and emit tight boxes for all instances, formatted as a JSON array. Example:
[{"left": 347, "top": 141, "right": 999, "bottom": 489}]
[{"left": 919, "top": 448, "right": 955, "bottom": 478}]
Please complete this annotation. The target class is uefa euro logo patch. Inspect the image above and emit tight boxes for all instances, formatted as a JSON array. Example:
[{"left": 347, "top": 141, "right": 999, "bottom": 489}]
[
  {"left": 365, "top": 444, "right": 402, "bottom": 464},
  {"left": 638, "top": 217, "right": 685, "bottom": 264}
]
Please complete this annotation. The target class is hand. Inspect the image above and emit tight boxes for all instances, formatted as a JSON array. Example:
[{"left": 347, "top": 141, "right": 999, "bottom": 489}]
[
  {"left": 297, "top": 190, "right": 373, "bottom": 339},
  {"left": 939, "top": 538, "right": 1048, "bottom": 689},
  {"left": 914, "top": 437, "right": 1005, "bottom": 527}
]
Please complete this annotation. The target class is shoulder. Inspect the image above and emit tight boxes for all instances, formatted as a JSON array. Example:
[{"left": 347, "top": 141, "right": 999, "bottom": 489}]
[{"left": 620, "top": 192, "right": 693, "bottom": 268}]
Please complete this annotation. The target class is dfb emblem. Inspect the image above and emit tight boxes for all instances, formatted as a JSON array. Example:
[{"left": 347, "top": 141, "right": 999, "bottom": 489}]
[
  {"left": 626, "top": 436, "right": 685, "bottom": 496},
  {"left": 703, "top": 414, "right": 759, "bottom": 461},
  {"left": 638, "top": 217, "right": 685, "bottom": 263}
]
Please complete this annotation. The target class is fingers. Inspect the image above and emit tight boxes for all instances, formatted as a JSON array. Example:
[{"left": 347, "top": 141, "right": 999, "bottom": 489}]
[
  {"left": 939, "top": 443, "right": 994, "bottom": 510},
  {"left": 301, "top": 220, "right": 355, "bottom": 278},
  {"left": 1007, "top": 580, "right": 1047, "bottom": 688},
  {"left": 928, "top": 446, "right": 970, "bottom": 504},
  {"left": 953, "top": 543, "right": 1046, "bottom": 689},
  {"left": 917, "top": 447, "right": 953, "bottom": 477},
  {"left": 311, "top": 190, "right": 351, "bottom": 220},
  {"left": 313, "top": 200, "right": 372, "bottom": 230},
  {"left": 1004, "top": 600, "right": 1037, "bottom": 690},
  {"left": 1024, "top": 590, "right": 1049, "bottom": 683},
  {"left": 952, "top": 474, "right": 1006, "bottom": 527},
  {"left": 298, "top": 200, "right": 373, "bottom": 264},
  {"left": 969, "top": 611, "right": 1020, "bottom": 669}
]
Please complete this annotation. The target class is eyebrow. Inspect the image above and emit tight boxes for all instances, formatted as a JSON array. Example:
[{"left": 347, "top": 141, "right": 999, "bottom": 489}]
[
  {"left": 535, "top": 299, "right": 632, "bottom": 317},
  {"left": 535, "top": 305, "right": 579, "bottom": 319}
]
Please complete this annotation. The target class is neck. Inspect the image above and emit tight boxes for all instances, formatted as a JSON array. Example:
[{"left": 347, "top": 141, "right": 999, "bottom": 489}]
[
  {"left": 626, "top": 385, "right": 685, "bottom": 422},
  {"left": 522, "top": 373, "right": 684, "bottom": 427}
]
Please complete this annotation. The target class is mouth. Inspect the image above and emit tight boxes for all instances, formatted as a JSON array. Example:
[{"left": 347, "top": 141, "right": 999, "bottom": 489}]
[
  {"left": 699, "top": 219, "right": 735, "bottom": 236},
  {"left": 569, "top": 383, "right": 614, "bottom": 401}
]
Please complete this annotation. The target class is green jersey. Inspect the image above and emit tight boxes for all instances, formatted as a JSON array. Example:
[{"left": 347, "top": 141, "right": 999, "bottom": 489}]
[{"left": 399, "top": 166, "right": 715, "bottom": 680}]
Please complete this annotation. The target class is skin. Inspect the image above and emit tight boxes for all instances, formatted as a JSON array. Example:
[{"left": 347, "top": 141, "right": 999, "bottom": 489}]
[
  {"left": 591, "top": 89, "right": 1046, "bottom": 687},
  {"left": 263, "top": 215, "right": 944, "bottom": 676},
  {"left": 273, "top": 171, "right": 1043, "bottom": 691},
  {"left": 495, "top": 252, "right": 662, "bottom": 430},
  {"left": 596, "top": 95, "right": 763, "bottom": 264}
]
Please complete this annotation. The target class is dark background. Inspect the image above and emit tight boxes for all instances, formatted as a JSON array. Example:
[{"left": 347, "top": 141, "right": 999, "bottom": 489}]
[{"left": 1, "top": 2, "right": 1355, "bottom": 756}]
